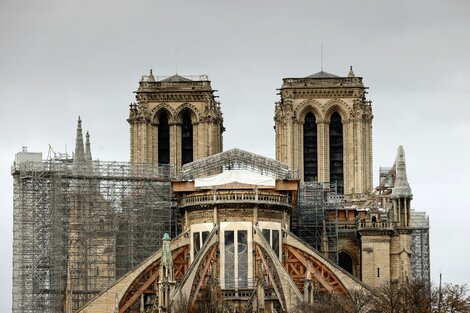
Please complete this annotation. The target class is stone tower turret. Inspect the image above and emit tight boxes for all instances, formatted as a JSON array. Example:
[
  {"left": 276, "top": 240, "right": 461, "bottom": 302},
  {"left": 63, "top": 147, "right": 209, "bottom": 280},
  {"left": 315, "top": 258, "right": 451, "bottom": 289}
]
[
  {"left": 391, "top": 145, "right": 413, "bottom": 227},
  {"left": 158, "top": 233, "right": 175, "bottom": 313},
  {"left": 74, "top": 117, "right": 85, "bottom": 163},
  {"left": 84, "top": 131, "right": 92, "bottom": 162},
  {"left": 390, "top": 145, "right": 413, "bottom": 282},
  {"left": 129, "top": 70, "right": 224, "bottom": 173},
  {"left": 275, "top": 67, "right": 373, "bottom": 200}
]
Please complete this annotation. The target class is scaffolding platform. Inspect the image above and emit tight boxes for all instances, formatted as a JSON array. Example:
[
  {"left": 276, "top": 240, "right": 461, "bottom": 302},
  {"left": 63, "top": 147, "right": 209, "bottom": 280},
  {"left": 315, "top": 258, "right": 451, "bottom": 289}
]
[
  {"left": 12, "top": 159, "right": 175, "bottom": 312},
  {"left": 293, "top": 181, "right": 342, "bottom": 263},
  {"left": 410, "top": 209, "right": 431, "bottom": 283}
]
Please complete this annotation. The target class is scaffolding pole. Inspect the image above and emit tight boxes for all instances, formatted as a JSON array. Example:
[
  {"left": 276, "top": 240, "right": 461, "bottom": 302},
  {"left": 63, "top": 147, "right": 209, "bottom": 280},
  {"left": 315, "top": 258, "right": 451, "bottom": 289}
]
[
  {"left": 410, "top": 210, "right": 431, "bottom": 284},
  {"left": 293, "top": 182, "right": 341, "bottom": 263},
  {"left": 180, "top": 148, "right": 297, "bottom": 180},
  {"left": 12, "top": 159, "right": 175, "bottom": 313}
]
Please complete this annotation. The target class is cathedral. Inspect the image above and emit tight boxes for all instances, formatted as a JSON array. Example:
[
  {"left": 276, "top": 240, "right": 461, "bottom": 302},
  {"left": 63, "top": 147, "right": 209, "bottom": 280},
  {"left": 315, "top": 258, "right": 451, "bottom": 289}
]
[
  {"left": 76, "top": 68, "right": 429, "bottom": 312},
  {"left": 12, "top": 67, "right": 430, "bottom": 313}
]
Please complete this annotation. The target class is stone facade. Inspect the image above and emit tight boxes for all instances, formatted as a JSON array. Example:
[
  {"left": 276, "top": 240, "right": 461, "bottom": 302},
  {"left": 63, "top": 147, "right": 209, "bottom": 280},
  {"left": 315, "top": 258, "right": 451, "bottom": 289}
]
[
  {"left": 81, "top": 69, "right": 420, "bottom": 312},
  {"left": 274, "top": 68, "right": 416, "bottom": 289},
  {"left": 274, "top": 68, "right": 373, "bottom": 201},
  {"left": 79, "top": 159, "right": 369, "bottom": 313},
  {"left": 13, "top": 68, "right": 429, "bottom": 313},
  {"left": 129, "top": 71, "right": 224, "bottom": 173}
]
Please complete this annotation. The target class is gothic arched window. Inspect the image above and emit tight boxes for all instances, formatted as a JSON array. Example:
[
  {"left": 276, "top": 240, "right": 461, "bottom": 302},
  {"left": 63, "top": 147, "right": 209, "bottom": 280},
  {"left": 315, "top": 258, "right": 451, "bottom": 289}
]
[
  {"left": 338, "top": 251, "right": 353, "bottom": 275},
  {"left": 224, "top": 230, "right": 248, "bottom": 289},
  {"left": 303, "top": 112, "right": 317, "bottom": 182},
  {"left": 158, "top": 112, "right": 170, "bottom": 164},
  {"left": 329, "top": 112, "right": 343, "bottom": 193},
  {"left": 181, "top": 111, "right": 193, "bottom": 165}
]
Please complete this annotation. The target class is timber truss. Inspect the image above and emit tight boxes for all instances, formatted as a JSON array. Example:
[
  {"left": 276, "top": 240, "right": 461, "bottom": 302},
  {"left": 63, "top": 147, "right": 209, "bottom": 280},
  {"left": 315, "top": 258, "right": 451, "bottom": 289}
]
[
  {"left": 118, "top": 244, "right": 190, "bottom": 313},
  {"left": 113, "top": 225, "right": 354, "bottom": 313}
]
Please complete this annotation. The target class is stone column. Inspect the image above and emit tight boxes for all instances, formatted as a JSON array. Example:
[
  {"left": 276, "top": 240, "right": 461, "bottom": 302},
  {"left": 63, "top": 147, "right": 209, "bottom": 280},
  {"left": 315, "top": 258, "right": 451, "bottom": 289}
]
[
  {"left": 317, "top": 120, "right": 329, "bottom": 183},
  {"left": 343, "top": 118, "right": 352, "bottom": 195}
]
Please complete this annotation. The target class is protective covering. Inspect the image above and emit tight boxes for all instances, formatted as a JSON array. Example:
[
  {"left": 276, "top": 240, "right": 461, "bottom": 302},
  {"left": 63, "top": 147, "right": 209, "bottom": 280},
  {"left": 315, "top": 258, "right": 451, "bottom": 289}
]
[{"left": 195, "top": 170, "right": 275, "bottom": 187}]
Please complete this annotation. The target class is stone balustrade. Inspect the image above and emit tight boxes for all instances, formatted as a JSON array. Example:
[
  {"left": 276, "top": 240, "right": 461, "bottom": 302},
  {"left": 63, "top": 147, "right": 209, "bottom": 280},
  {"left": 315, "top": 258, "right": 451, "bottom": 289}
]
[
  {"left": 180, "top": 190, "right": 290, "bottom": 207},
  {"left": 358, "top": 221, "right": 393, "bottom": 230}
]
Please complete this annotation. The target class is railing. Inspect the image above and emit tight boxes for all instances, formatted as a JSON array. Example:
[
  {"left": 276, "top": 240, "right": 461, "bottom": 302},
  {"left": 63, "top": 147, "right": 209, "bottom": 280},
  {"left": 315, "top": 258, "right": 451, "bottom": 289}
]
[
  {"left": 358, "top": 221, "right": 393, "bottom": 230},
  {"left": 281, "top": 77, "right": 364, "bottom": 88},
  {"left": 141, "top": 74, "right": 209, "bottom": 82},
  {"left": 337, "top": 222, "right": 357, "bottom": 231},
  {"left": 180, "top": 190, "right": 290, "bottom": 207}
]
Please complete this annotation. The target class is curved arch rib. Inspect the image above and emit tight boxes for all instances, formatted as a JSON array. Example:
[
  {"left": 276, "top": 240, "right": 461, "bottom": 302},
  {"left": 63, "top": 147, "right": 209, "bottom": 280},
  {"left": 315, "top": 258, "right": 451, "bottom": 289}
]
[
  {"left": 171, "top": 225, "right": 219, "bottom": 303},
  {"left": 118, "top": 245, "right": 189, "bottom": 313},
  {"left": 253, "top": 226, "right": 302, "bottom": 312}
]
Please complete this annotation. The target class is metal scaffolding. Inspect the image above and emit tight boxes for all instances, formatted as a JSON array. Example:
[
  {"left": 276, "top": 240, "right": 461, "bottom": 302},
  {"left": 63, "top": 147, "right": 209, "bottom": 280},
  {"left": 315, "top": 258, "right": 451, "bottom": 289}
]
[
  {"left": 180, "top": 148, "right": 297, "bottom": 180},
  {"left": 12, "top": 157, "right": 174, "bottom": 313},
  {"left": 293, "top": 182, "right": 342, "bottom": 263},
  {"left": 410, "top": 209, "right": 431, "bottom": 283}
]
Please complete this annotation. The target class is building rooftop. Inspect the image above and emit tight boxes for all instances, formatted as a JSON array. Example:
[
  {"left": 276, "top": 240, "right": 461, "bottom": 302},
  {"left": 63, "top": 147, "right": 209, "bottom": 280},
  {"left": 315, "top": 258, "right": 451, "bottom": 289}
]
[
  {"left": 140, "top": 70, "right": 209, "bottom": 83},
  {"left": 305, "top": 71, "right": 340, "bottom": 78},
  {"left": 160, "top": 74, "right": 194, "bottom": 82}
]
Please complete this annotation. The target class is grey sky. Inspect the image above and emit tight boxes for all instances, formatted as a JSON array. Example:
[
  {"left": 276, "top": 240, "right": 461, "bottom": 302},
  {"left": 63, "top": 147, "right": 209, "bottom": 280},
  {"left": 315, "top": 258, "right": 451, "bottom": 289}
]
[{"left": 1, "top": 0, "right": 469, "bottom": 310}]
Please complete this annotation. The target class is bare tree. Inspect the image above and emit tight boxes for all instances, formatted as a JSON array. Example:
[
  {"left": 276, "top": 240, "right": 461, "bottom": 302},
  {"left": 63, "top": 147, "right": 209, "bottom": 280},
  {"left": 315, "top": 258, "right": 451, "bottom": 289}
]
[
  {"left": 292, "top": 292, "right": 357, "bottom": 313},
  {"left": 433, "top": 283, "right": 470, "bottom": 313},
  {"left": 170, "top": 281, "right": 470, "bottom": 313},
  {"left": 349, "top": 288, "right": 375, "bottom": 313},
  {"left": 292, "top": 280, "right": 432, "bottom": 313},
  {"left": 401, "top": 280, "right": 432, "bottom": 313},
  {"left": 370, "top": 282, "right": 404, "bottom": 313}
]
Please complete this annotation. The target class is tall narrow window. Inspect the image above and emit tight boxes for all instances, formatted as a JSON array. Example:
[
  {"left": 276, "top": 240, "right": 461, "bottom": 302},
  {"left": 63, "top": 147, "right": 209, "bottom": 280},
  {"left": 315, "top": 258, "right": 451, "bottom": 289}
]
[
  {"left": 224, "top": 230, "right": 249, "bottom": 289},
  {"left": 303, "top": 112, "right": 317, "bottom": 182},
  {"left": 272, "top": 229, "right": 279, "bottom": 257},
  {"left": 329, "top": 112, "right": 343, "bottom": 193},
  {"left": 262, "top": 229, "right": 270, "bottom": 243},
  {"left": 193, "top": 231, "right": 209, "bottom": 257},
  {"left": 224, "top": 231, "right": 235, "bottom": 288},
  {"left": 261, "top": 228, "right": 281, "bottom": 258},
  {"left": 158, "top": 112, "right": 170, "bottom": 164},
  {"left": 181, "top": 112, "right": 193, "bottom": 165},
  {"left": 238, "top": 230, "right": 248, "bottom": 288},
  {"left": 193, "top": 232, "right": 201, "bottom": 256}
]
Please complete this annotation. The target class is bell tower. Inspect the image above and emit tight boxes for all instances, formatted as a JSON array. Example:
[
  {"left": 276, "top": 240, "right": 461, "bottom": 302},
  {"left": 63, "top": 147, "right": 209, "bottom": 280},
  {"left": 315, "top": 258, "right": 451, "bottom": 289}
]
[
  {"left": 129, "top": 70, "right": 224, "bottom": 173},
  {"left": 275, "top": 67, "right": 373, "bottom": 199}
]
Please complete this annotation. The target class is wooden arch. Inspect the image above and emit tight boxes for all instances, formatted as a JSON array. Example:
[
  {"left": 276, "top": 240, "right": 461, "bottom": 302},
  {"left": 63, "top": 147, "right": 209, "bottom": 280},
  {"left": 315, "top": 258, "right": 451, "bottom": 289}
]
[
  {"left": 283, "top": 243, "right": 349, "bottom": 295},
  {"left": 118, "top": 245, "right": 189, "bottom": 313},
  {"left": 188, "top": 243, "right": 218, "bottom": 306}
]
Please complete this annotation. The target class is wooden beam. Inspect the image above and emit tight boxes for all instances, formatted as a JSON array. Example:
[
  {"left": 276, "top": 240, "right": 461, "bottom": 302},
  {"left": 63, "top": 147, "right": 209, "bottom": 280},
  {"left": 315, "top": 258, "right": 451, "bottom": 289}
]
[
  {"left": 284, "top": 245, "right": 344, "bottom": 293},
  {"left": 190, "top": 245, "right": 216, "bottom": 306},
  {"left": 119, "top": 269, "right": 159, "bottom": 313}
]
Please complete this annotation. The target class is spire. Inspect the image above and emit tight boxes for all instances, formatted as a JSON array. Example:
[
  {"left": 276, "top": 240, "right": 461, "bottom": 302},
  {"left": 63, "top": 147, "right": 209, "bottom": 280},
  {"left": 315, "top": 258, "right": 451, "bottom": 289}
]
[
  {"left": 85, "top": 131, "right": 92, "bottom": 161},
  {"left": 147, "top": 69, "right": 155, "bottom": 82},
  {"left": 391, "top": 145, "right": 413, "bottom": 198},
  {"left": 348, "top": 65, "right": 355, "bottom": 77},
  {"left": 159, "top": 233, "right": 174, "bottom": 281},
  {"left": 158, "top": 232, "right": 175, "bottom": 312},
  {"left": 74, "top": 116, "right": 85, "bottom": 162}
]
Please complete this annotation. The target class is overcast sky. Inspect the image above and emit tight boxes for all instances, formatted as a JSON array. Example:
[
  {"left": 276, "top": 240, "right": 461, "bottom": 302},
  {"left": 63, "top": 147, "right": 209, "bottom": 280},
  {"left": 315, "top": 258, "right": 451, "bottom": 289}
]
[{"left": 1, "top": 0, "right": 469, "bottom": 310}]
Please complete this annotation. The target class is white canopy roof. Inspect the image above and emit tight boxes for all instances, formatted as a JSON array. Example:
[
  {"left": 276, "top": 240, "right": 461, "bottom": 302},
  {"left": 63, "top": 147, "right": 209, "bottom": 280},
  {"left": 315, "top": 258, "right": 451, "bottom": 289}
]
[{"left": 194, "top": 170, "right": 275, "bottom": 188}]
